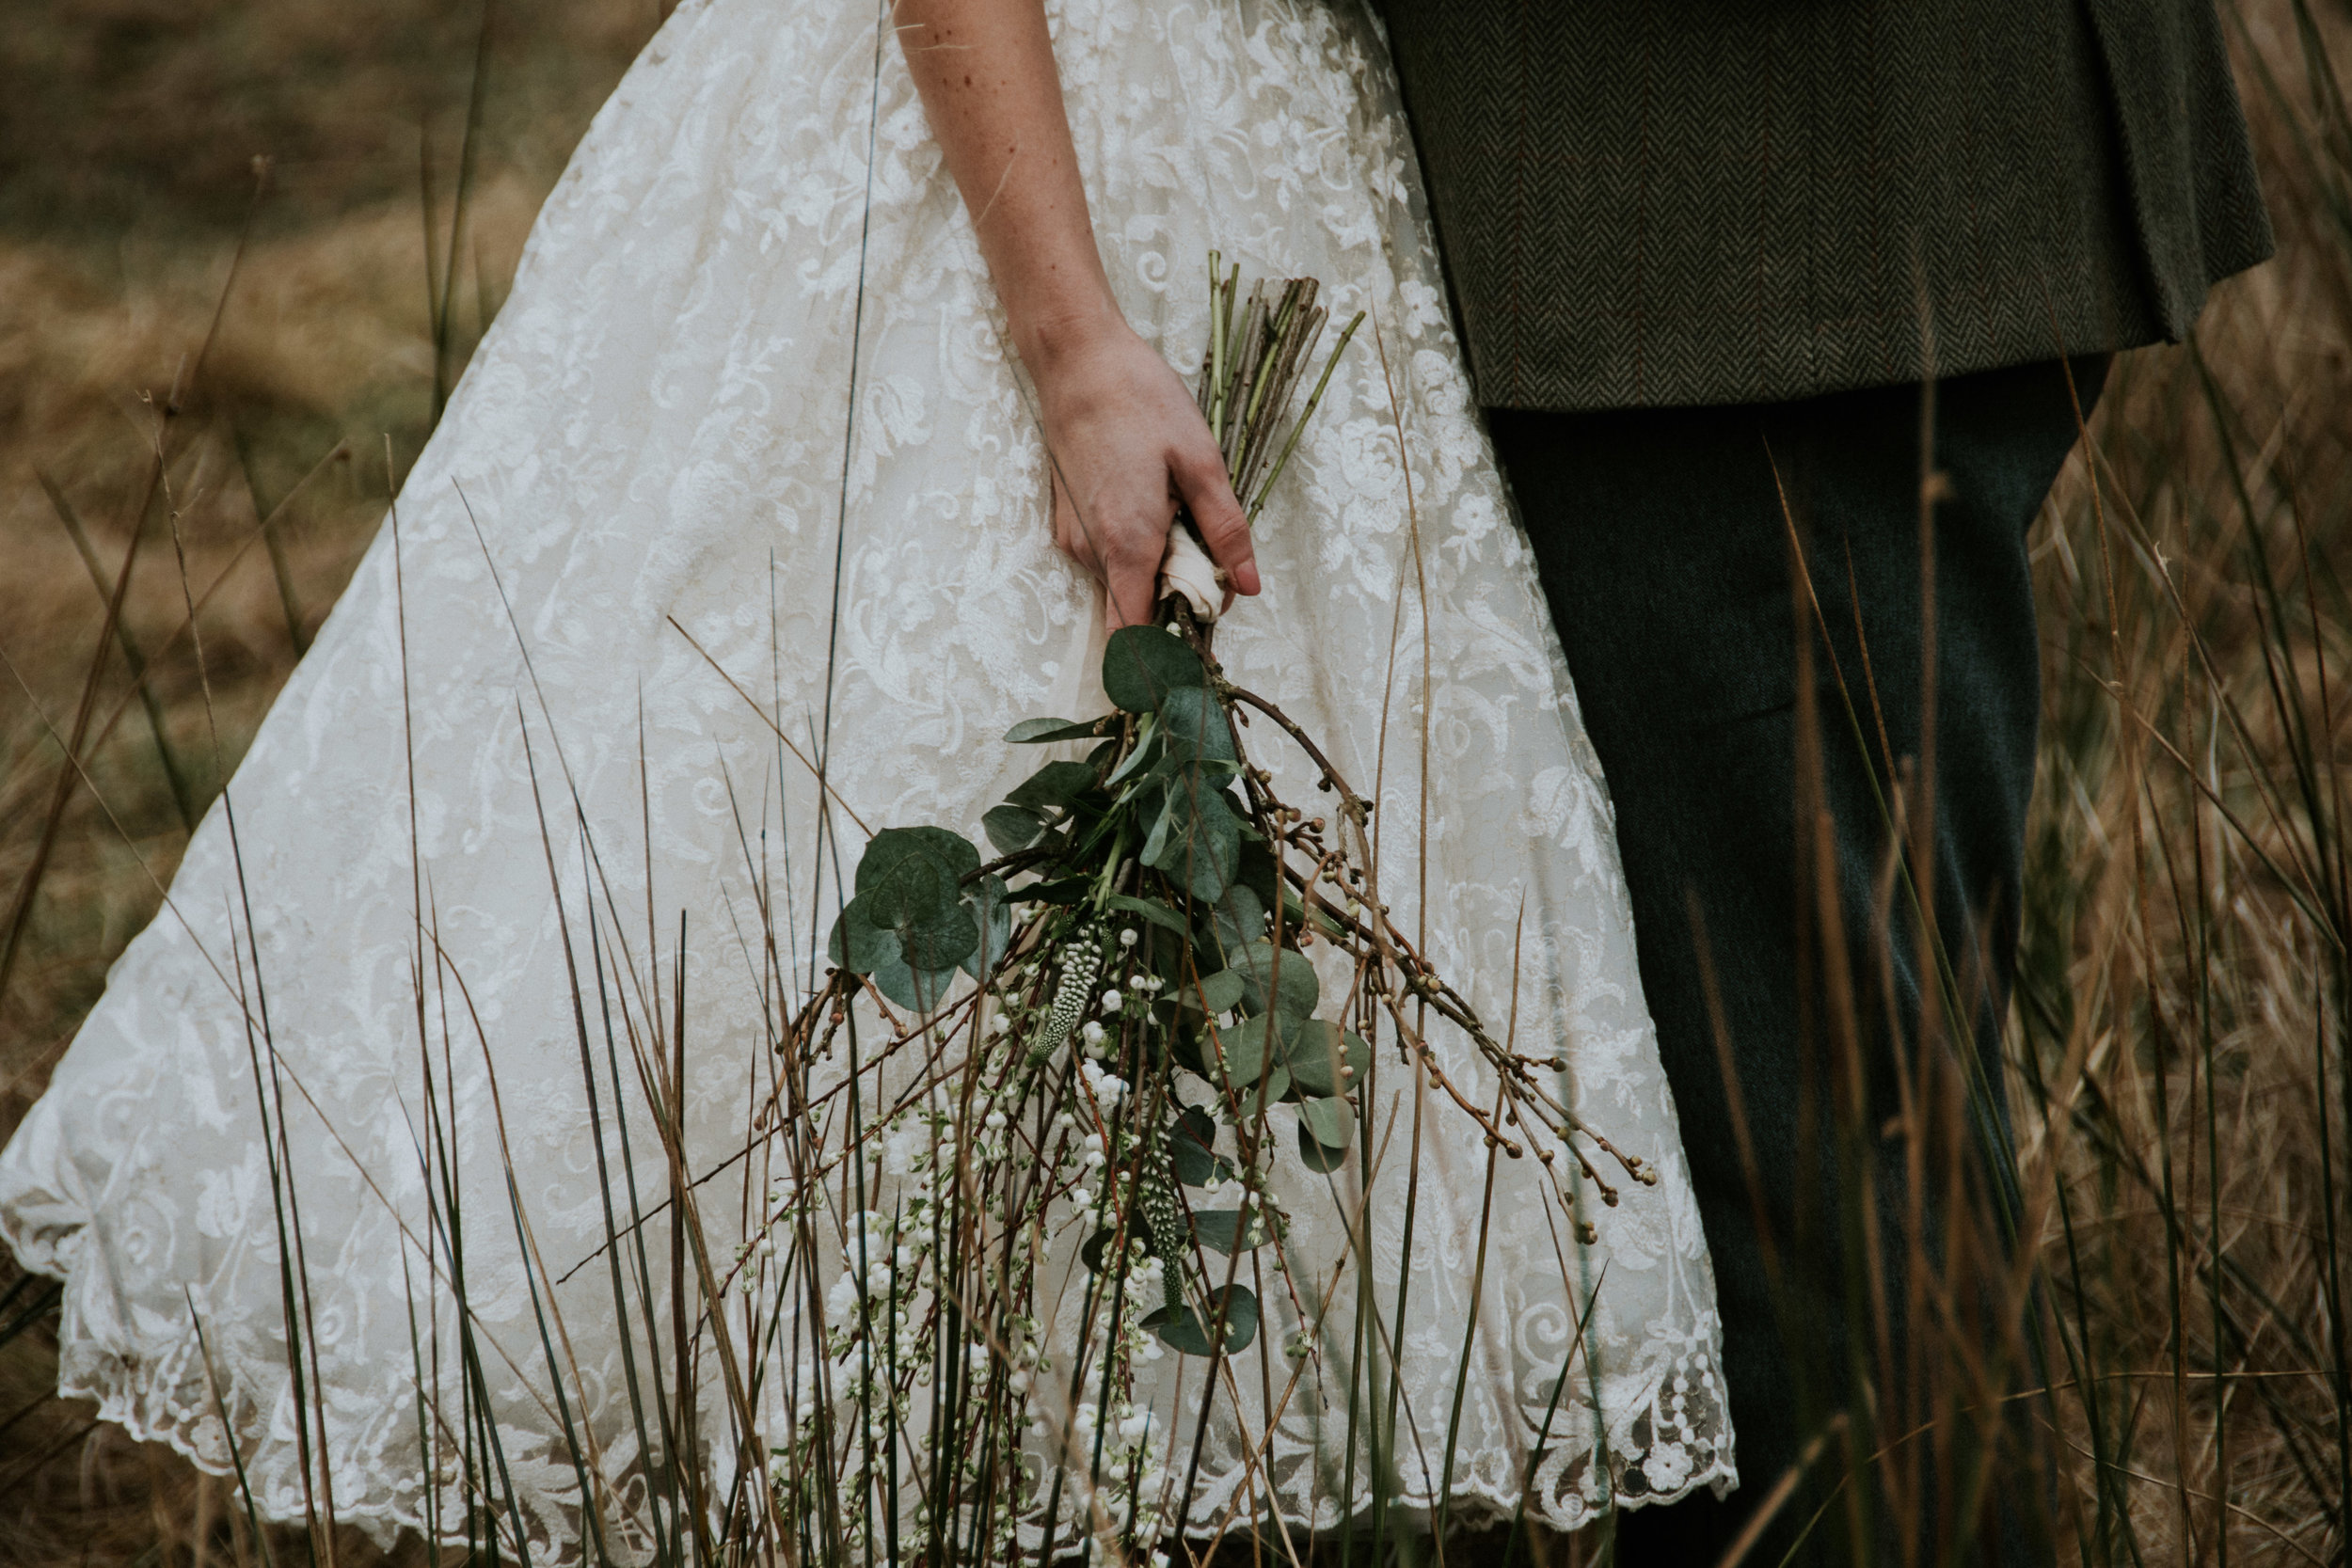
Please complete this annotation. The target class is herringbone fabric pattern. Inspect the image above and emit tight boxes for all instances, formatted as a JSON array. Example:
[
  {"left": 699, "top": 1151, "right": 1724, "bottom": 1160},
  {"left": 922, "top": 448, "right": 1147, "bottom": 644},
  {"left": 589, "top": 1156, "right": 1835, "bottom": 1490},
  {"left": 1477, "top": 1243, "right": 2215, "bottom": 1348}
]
[{"left": 1377, "top": 0, "right": 2273, "bottom": 411}]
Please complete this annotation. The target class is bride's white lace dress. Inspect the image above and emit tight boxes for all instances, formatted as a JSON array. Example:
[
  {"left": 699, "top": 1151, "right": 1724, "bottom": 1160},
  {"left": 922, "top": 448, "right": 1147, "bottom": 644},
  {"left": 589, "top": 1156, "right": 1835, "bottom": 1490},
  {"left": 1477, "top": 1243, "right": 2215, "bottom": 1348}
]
[{"left": 0, "top": 0, "right": 1731, "bottom": 1551}]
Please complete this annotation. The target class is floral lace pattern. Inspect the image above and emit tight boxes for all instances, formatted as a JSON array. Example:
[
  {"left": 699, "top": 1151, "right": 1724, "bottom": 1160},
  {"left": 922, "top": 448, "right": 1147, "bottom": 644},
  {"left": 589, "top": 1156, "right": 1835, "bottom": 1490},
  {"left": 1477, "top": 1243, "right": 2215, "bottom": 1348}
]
[{"left": 0, "top": 0, "right": 1731, "bottom": 1549}]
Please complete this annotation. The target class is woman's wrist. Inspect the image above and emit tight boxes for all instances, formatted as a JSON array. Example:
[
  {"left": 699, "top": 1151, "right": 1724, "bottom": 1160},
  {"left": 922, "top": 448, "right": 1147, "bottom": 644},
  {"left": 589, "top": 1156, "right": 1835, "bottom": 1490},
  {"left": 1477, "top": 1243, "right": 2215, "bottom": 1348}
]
[{"left": 1011, "top": 294, "right": 1132, "bottom": 379}]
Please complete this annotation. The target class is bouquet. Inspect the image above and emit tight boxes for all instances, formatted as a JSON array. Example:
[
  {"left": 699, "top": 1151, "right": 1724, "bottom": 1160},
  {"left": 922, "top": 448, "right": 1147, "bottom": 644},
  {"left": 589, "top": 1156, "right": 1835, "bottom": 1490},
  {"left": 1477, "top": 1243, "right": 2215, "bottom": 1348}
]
[{"left": 761, "top": 259, "right": 1654, "bottom": 1563}]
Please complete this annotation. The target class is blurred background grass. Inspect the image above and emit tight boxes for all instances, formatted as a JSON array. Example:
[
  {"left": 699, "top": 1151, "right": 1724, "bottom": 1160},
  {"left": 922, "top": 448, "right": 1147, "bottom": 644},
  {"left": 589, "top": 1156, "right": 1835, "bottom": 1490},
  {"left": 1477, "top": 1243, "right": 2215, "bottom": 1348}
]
[
  {"left": 0, "top": 3, "right": 658, "bottom": 1560},
  {"left": 0, "top": 0, "right": 657, "bottom": 1046},
  {"left": 0, "top": 0, "right": 2345, "bottom": 1563}
]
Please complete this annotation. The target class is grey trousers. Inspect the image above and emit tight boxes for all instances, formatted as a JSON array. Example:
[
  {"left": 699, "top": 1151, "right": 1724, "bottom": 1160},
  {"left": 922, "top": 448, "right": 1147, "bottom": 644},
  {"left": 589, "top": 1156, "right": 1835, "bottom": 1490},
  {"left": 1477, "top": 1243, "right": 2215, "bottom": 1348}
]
[{"left": 1486, "top": 354, "right": 2107, "bottom": 1565}]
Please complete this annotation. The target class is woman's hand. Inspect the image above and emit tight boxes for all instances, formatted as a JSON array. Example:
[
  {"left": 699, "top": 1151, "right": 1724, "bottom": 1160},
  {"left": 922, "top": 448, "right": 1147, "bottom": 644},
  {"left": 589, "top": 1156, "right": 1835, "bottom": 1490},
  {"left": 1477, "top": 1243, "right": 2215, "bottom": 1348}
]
[
  {"left": 896, "top": 0, "right": 1260, "bottom": 626},
  {"left": 1029, "top": 311, "right": 1258, "bottom": 628}
]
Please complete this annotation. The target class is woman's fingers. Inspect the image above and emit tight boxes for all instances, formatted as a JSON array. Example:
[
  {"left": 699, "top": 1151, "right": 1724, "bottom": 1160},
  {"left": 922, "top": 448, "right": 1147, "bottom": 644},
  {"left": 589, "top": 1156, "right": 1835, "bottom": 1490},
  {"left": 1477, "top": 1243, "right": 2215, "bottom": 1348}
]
[
  {"left": 1031, "top": 318, "right": 1263, "bottom": 627},
  {"left": 1098, "top": 499, "right": 1166, "bottom": 629},
  {"left": 1172, "top": 439, "right": 1258, "bottom": 597},
  {"left": 1048, "top": 471, "right": 1102, "bottom": 579},
  {"left": 1049, "top": 469, "right": 1154, "bottom": 629}
]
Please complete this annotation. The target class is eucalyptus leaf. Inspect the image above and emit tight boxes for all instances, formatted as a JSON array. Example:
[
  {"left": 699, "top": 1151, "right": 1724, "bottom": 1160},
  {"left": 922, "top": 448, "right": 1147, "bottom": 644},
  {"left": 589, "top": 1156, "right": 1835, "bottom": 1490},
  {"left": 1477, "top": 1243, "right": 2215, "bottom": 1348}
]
[
  {"left": 1006, "top": 716, "right": 1111, "bottom": 744},
  {"left": 1207, "top": 1013, "right": 1279, "bottom": 1085},
  {"left": 982, "top": 803, "right": 1045, "bottom": 855},
  {"left": 1103, "top": 626, "right": 1206, "bottom": 714},
  {"left": 1142, "top": 1304, "right": 1210, "bottom": 1355},
  {"left": 1141, "top": 768, "right": 1240, "bottom": 903},
  {"left": 870, "top": 947, "right": 963, "bottom": 1014},
  {"left": 854, "top": 826, "right": 979, "bottom": 897},
  {"left": 1156, "top": 686, "right": 1236, "bottom": 766},
  {"left": 1297, "top": 1095, "right": 1353, "bottom": 1148},
  {"left": 1191, "top": 1208, "right": 1269, "bottom": 1254},
  {"left": 1185, "top": 969, "right": 1247, "bottom": 1017},
  {"left": 959, "top": 875, "right": 1011, "bottom": 980},
  {"left": 1105, "top": 892, "right": 1189, "bottom": 938},
  {"left": 827, "top": 895, "right": 897, "bottom": 974},
  {"left": 1236, "top": 1063, "right": 1292, "bottom": 1118},
  {"left": 1296, "top": 1118, "right": 1350, "bottom": 1173},
  {"left": 1283, "top": 1019, "right": 1369, "bottom": 1098},
  {"left": 1144, "top": 1285, "right": 1256, "bottom": 1354},
  {"left": 1212, "top": 1284, "right": 1260, "bottom": 1352},
  {"left": 1238, "top": 835, "right": 1280, "bottom": 911},
  {"left": 1169, "top": 1105, "right": 1229, "bottom": 1187},
  {"left": 1079, "top": 1227, "right": 1123, "bottom": 1275},
  {"left": 1213, "top": 883, "right": 1265, "bottom": 960},
  {"left": 1138, "top": 782, "right": 1175, "bottom": 869},
  {"left": 830, "top": 852, "right": 975, "bottom": 1006},
  {"left": 1104, "top": 723, "right": 1162, "bottom": 789},
  {"left": 894, "top": 903, "right": 978, "bottom": 974},
  {"left": 1018, "top": 876, "right": 1093, "bottom": 907},
  {"left": 1007, "top": 760, "right": 1098, "bottom": 812},
  {"left": 1170, "top": 1024, "right": 1208, "bottom": 1078},
  {"left": 1232, "top": 940, "right": 1318, "bottom": 1020},
  {"left": 848, "top": 829, "right": 982, "bottom": 973}
]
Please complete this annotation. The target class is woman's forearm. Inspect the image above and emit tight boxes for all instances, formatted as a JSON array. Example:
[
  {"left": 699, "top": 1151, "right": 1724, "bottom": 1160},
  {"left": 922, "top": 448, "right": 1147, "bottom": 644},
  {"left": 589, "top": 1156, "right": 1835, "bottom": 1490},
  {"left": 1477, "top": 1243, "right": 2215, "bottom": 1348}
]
[
  {"left": 895, "top": 0, "right": 1120, "bottom": 366},
  {"left": 892, "top": 0, "right": 1259, "bottom": 625}
]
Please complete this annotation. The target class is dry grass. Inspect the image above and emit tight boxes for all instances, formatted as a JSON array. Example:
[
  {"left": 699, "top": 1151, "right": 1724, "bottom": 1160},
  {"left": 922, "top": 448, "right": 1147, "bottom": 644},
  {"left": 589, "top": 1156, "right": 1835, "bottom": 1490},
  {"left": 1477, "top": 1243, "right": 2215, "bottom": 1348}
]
[
  {"left": 0, "top": 4, "right": 651, "bottom": 1561},
  {"left": 0, "top": 0, "right": 2346, "bottom": 1563},
  {"left": 1998, "top": 8, "right": 2352, "bottom": 1560}
]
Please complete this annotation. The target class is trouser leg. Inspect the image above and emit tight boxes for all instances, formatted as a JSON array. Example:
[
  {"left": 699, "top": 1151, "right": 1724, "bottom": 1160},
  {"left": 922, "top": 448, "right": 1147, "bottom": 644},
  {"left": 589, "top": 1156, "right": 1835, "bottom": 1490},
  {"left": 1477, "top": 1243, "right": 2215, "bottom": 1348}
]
[{"left": 1486, "top": 354, "right": 2106, "bottom": 1565}]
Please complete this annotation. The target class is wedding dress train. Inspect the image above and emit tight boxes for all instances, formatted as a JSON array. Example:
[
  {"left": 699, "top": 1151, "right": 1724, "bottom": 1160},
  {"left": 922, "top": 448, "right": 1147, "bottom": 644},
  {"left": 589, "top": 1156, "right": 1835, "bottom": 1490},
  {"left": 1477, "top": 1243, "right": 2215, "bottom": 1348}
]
[{"left": 0, "top": 0, "right": 1732, "bottom": 1551}]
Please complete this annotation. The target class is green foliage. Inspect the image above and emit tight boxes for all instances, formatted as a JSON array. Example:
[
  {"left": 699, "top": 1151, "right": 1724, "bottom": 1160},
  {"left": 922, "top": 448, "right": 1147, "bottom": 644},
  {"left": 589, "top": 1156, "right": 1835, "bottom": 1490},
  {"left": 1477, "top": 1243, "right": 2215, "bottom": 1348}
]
[
  {"left": 1168, "top": 1105, "right": 1232, "bottom": 1187},
  {"left": 1004, "top": 716, "right": 1111, "bottom": 744},
  {"left": 1101, "top": 626, "right": 1205, "bottom": 714},
  {"left": 1144, "top": 1285, "right": 1258, "bottom": 1355},
  {"left": 1285, "top": 1020, "right": 1368, "bottom": 1099},
  {"left": 828, "top": 827, "right": 995, "bottom": 1010},
  {"left": 1189, "top": 1208, "right": 1268, "bottom": 1254},
  {"left": 827, "top": 611, "right": 1385, "bottom": 1374}
]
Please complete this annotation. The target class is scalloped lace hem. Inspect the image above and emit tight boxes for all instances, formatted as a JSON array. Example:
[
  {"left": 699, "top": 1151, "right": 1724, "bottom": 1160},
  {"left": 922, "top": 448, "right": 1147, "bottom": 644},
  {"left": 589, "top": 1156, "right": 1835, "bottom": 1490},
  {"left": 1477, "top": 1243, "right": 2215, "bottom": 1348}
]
[{"left": 20, "top": 1238, "right": 1736, "bottom": 1557}]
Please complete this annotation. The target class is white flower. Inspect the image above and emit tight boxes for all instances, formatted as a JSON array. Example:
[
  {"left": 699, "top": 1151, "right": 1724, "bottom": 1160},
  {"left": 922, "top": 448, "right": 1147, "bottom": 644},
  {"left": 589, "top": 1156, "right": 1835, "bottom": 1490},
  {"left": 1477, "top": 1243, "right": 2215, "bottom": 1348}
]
[
  {"left": 1101, "top": 989, "right": 1123, "bottom": 1011},
  {"left": 1118, "top": 927, "right": 1138, "bottom": 948}
]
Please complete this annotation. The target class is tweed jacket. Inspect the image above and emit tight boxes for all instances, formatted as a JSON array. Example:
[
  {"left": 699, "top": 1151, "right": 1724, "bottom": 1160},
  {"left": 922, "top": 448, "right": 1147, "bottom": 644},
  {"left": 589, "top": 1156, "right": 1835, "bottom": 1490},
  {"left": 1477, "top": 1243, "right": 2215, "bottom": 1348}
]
[{"left": 1375, "top": 0, "right": 2274, "bottom": 411}]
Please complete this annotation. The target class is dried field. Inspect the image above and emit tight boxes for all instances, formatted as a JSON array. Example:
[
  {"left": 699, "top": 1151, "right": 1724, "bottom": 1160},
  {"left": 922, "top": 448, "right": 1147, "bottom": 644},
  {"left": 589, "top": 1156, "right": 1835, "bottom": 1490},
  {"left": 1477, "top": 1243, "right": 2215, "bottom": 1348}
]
[{"left": 0, "top": 2, "right": 2346, "bottom": 1564}]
